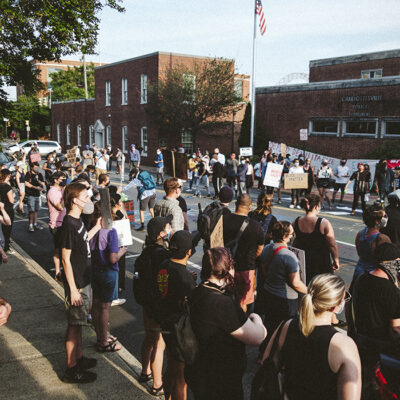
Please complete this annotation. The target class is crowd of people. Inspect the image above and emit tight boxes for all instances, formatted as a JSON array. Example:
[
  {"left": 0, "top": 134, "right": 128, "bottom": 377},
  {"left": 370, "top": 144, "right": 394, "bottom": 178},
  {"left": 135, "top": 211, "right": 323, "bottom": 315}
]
[{"left": 0, "top": 141, "right": 400, "bottom": 400}]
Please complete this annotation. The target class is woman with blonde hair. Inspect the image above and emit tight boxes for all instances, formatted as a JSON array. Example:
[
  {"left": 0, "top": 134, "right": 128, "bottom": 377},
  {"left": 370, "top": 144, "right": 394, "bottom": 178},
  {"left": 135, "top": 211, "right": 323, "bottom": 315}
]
[{"left": 261, "top": 274, "right": 361, "bottom": 400}]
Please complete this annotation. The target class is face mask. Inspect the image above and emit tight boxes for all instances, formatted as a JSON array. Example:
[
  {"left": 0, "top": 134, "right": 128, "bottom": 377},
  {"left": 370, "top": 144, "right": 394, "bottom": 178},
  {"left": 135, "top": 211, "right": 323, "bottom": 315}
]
[
  {"left": 87, "top": 189, "right": 93, "bottom": 198},
  {"left": 241, "top": 160, "right": 246, "bottom": 164},
  {"left": 105, "top": 182, "right": 110, "bottom": 187},
  {"left": 157, "top": 150, "right": 161, "bottom": 155},
  {"left": 323, "top": 163, "right": 328, "bottom": 167},
  {"left": 294, "top": 162, "right": 299, "bottom": 167},
  {"left": 340, "top": 161, "right": 346, "bottom": 166},
  {"left": 33, "top": 167, "right": 40, "bottom": 173},
  {"left": 337, "top": 301, "right": 345, "bottom": 315},
  {"left": 379, "top": 217, "right": 388, "bottom": 228},
  {"left": 50, "top": 157, "right": 54, "bottom": 162},
  {"left": 59, "top": 180, "right": 67, "bottom": 187},
  {"left": 82, "top": 200, "right": 94, "bottom": 214},
  {"left": 192, "top": 155, "right": 196, "bottom": 158}
]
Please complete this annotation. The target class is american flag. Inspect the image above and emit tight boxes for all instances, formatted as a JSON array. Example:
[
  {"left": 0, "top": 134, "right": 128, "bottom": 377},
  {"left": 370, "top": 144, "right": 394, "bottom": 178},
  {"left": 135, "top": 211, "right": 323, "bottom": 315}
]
[{"left": 256, "top": 0, "right": 266, "bottom": 35}]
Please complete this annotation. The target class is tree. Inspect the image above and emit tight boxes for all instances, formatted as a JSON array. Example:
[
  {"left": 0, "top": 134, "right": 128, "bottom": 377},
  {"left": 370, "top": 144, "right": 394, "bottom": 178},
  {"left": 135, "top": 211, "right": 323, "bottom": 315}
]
[
  {"left": 50, "top": 64, "right": 95, "bottom": 101},
  {"left": 0, "top": 0, "right": 124, "bottom": 99},
  {"left": 146, "top": 58, "right": 242, "bottom": 146},
  {"left": 366, "top": 140, "right": 400, "bottom": 159}
]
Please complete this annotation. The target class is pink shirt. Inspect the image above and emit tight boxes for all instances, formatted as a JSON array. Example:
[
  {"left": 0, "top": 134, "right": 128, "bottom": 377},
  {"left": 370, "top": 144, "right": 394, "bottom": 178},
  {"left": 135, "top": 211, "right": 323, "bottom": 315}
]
[{"left": 47, "top": 187, "right": 66, "bottom": 229}]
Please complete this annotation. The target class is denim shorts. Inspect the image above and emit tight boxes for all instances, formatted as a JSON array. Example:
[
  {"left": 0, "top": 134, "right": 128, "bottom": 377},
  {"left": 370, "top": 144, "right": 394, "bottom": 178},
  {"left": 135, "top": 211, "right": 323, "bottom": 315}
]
[
  {"left": 27, "top": 196, "right": 41, "bottom": 212},
  {"left": 92, "top": 268, "right": 118, "bottom": 303}
]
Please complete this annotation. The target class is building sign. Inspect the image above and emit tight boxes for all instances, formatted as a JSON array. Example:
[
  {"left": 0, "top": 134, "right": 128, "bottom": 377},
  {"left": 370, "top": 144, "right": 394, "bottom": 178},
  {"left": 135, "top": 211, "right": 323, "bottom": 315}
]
[
  {"left": 299, "top": 129, "right": 308, "bottom": 141},
  {"left": 341, "top": 94, "right": 383, "bottom": 117},
  {"left": 341, "top": 95, "right": 383, "bottom": 102}
]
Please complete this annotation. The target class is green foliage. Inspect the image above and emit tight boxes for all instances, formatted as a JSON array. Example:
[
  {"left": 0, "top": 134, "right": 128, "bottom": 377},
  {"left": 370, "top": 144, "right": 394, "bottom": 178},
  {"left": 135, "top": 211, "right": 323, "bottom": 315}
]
[
  {"left": 146, "top": 58, "right": 242, "bottom": 145},
  {"left": 0, "top": 0, "right": 124, "bottom": 99},
  {"left": 2, "top": 96, "right": 50, "bottom": 140},
  {"left": 366, "top": 140, "right": 400, "bottom": 159},
  {"left": 50, "top": 64, "right": 95, "bottom": 101},
  {"left": 237, "top": 102, "right": 269, "bottom": 155}
]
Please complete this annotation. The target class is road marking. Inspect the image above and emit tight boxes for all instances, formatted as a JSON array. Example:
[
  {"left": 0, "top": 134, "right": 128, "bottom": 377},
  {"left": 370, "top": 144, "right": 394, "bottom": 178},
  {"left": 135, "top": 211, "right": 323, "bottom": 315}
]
[
  {"left": 125, "top": 254, "right": 140, "bottom": 259},
  {"left": 13, "top": 216, "right": 49, "bottom": 223},
  {"left": 337, "top": 240, "right": 356, "bottom": 248}
]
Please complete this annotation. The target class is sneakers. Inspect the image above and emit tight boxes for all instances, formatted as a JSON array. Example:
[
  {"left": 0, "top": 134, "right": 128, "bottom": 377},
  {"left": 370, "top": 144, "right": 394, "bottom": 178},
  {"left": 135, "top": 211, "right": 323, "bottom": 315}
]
[
  {"left": 296, "top": 205, "right": 301, "bottom": 209},
  {"left": 34, "top": 224, "right": 43, "bottom": 231},
  {"left": 289, "top": 204, "right": 295, "bottom": 209},
  {"left": 61, "top": 365, "right": 97, "bottom": 384},
  {"left": 77, "top": 356, "right": 97, "bottom": 370},
  {"left": 135, "top": 224, "right": 145, "bottom": 232},
  {"left": 111, "top": 298, "right": 126, "bottom": 307},
  {"left": 28, "top": 225, "right": 34, "bottom": 232},
  {"left": 6, "top": 249, "right": 15, "bottom": 255}
]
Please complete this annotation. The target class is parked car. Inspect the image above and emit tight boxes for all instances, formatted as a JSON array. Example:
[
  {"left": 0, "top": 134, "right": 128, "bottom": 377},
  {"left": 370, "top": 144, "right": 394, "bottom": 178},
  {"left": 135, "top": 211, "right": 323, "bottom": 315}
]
[
  {"left": 0, "top": 152, "right": 17, "bottom": 171},
  {"left": 4, "top": 140, "right": 62, "bottom": 157}
]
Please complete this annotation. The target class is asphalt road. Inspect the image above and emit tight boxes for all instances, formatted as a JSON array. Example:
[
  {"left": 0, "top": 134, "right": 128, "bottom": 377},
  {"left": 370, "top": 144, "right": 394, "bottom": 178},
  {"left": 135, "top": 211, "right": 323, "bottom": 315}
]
[{"left": 10, "top": 168, "right": 365, "bottom": 398}]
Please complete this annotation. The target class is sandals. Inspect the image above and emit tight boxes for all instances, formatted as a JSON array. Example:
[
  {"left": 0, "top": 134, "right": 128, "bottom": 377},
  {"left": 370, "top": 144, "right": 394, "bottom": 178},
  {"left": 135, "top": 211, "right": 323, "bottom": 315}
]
[
  {"left": 97, "top": 341, "right": 122, "bottom": 352},
  {"left": 138, "top": 372, "right": 153, "bottom": 383},
  {"left": 148, "top": 385, "right": 164, "bottom": 396}
]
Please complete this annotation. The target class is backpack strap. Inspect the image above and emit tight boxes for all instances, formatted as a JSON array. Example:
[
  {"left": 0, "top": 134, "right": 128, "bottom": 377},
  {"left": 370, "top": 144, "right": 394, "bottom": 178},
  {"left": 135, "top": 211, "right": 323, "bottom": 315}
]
[
  {"left": 261, "top": 214, "right": 273, "bottom": 233},
  {"left": 230, "top": 217, "right": 250, "bottom": 258}
]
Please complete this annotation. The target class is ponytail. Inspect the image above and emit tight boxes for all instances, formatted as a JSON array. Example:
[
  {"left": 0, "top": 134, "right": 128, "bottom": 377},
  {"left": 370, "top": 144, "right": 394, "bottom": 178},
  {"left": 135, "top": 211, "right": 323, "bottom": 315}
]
[{"left": 299, "top": 293, "right": 315, "bottom": 337}]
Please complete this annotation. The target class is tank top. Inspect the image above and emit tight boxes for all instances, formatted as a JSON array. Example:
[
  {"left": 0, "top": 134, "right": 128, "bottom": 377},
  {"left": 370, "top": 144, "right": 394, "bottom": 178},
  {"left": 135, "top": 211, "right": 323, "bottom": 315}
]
[
  {"left": 293, "top": 217, "right": 332, "bottom": 283},
  {"left": 282, "top": 319, "right": 338, "bottom": 400},
  {"left": 17, "top": 169, "right": 25, "bottom": 183}
]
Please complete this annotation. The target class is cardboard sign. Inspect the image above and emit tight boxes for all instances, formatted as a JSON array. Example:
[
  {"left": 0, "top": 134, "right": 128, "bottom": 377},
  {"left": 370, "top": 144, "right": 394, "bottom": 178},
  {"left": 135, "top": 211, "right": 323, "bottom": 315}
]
[
  {"left": 29, "top": 152, "right": 41, "bottom": 163},
  {"left": 287, "top": 246, "right": 306, "bottom": 283},
  {"left": 123, "top": 200, "right": 135, "bottom": 224},
  {"left": 280, "top": 143, "right": 286, "bottom": 158},
  {"left": 209, "top": 216, "right": 224, "bottom": 249},
  {"left": 263, "top": 163, "right": 283, "bottom": 188},
  {"left": 284, "top": 173, "right": 308, "bottom": 189},
  {"left": 112, "top": 219, "right": 133, "bottom": 247},
  {"left": 240, "top": 147, "right": 253, "bottom": 157}
]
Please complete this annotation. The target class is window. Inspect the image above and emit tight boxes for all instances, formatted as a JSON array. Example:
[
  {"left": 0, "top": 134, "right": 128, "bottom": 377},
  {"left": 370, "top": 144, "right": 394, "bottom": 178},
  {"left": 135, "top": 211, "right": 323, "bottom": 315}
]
[
  {"left": 106, "top": 125, "right": 111, "bottom": 146},
  {"left": 342, "top": 118, "right": 378, "bottom": 137},
  {"left": 182, "top": 74, "right": 196, "bottom": 103},
  {"left": 121, "top": 78, "right": 128, "bottom": 105},
  {"left": 56, "top": 123, "right": 60, "bottom": 143},
  {"left": 66, "top": 124, "right": 71, "bottom": 145},
  {"left": 309, "top": 118, "right": 339, "bottom": 136},
  {"left": 105, "top": 81, "right": 111, "bottom": 106},
  {"left": 77, "top": 125, "right": 81, "bottom": 146},
  {"left": 361, "top": 69, "right": 382, "bottom": 79},
  {"left": 140, "top": 74, "right": 148, "bottom": 104},
  {"left": 234, "top": 79, "right": 243, "bottom": 100},
  {"left": 382, "top": 119, "right": 400, "bottom": 137},
  {"left": 122, "top": 126, "right": 128, "bottom": 152},
  {"left": 181, "top": 130, "right": 193, "bottom": 154},
  {"left": 141, "top": 127, "right": 148, "bottom": 157},
  {"left": 89, "top": 125, "right": 94, "bottom": 146}
]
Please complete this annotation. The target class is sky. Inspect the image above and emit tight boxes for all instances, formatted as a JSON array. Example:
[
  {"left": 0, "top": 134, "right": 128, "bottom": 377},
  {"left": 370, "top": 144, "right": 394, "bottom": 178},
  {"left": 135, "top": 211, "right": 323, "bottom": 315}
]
[{"left": 5, "top": 0, "right": 400, "bottom": 100}]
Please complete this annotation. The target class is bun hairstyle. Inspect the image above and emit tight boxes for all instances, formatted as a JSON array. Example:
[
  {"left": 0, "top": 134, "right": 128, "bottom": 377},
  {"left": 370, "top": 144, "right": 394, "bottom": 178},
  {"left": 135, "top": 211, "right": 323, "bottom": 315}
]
[
  {"left": 300, "top": 194, "right": 321, "bottom": 213},
  {"left": 362, "top": 203, "right": 385, "bottom": 228},
  {"left": 299, "top": 274, "right": 345, "bottom": 337}
]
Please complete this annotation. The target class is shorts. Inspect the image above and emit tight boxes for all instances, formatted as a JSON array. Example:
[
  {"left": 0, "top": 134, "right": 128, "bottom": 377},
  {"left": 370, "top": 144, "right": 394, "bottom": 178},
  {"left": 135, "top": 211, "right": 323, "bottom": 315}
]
[
  {"left": 234, "top": 270, "right": 256, "bottom": 306},
  {"left": 157, "top": 166, "right": 164, "bottom": 173},
  {"left": 19, "top": 183, "right": 25, "bottom": 194},
  {"left": 334, "top": 183, "right": 346, "bottom": 192},
  {"left": 27, "top": 196, "right": 41, "bottom": 212},
  {"left": 50, "top": 226, "right": 62, "bottom": 249},
  {"left": 64, "top": 284, "right": 91, "bottom": 326},
  {"left": 92, "top": 268, "right": 118, "bottom": 303},
  {"left": 140, "top": 193, "right": 156, "bottom": 211}
]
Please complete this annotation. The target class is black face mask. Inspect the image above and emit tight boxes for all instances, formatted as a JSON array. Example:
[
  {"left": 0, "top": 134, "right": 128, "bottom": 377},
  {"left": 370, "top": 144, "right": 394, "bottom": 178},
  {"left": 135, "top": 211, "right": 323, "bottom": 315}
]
[
  {"left": 105, "top": 182, "right": 110, "bottom": 187},
  {"left": 340, "top": 162, "right": 346, "bottom": 166},
  {"left": 59, "top": 180, "right": 67, "bottom": 187}
]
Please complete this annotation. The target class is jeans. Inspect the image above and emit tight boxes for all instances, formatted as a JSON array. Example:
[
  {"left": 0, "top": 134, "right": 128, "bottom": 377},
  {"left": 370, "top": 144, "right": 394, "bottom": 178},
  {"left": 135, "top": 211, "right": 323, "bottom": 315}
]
[
  {"left": 196, "top": 175, "right": 210, "bottom": 196},
  {"left": 291, "top": 189, "right": 301, "bottom": 205},
  {"left": 238, "top": 180, "right": 246, "bottom": 196},
  {"left": 192, "top": 176, "right": 199, "bottom": 195},
  {"left": 352, "top": 191, "right": 366, "bottom": 211}
]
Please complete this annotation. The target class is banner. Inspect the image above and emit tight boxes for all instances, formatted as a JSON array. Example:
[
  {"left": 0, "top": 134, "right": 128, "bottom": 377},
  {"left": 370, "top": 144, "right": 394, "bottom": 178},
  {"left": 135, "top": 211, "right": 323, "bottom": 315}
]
[
  {"left": 263, "top": 163, "right": 283, "bottom": 188},
  {"left": 284, "top": 173, "right": 308, "bottom": 189}
]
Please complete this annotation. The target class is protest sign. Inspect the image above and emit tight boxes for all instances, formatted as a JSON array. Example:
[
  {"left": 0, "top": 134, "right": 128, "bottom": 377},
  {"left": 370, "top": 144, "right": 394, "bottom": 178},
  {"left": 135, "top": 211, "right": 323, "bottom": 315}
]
[
  {"left": 209, "top": 216, "right": 224, "bottom": 248},
  {"left": 123, "top": 200, "right": 135, "bottom": 225},
  {"left": 263, "top": 163, "right": 283, "bottom": 188},
  {"left": 113, "top": 219, "right": 133, "bottom": 247},
  {"left": 288, "top": 246, "right": 306, "bottom": 283},
  {"left": 284, "top": 173, "right": 308, "bottom": 189},
  {"left": 99, "top": 187, "right": 113, "bottom": 230}
]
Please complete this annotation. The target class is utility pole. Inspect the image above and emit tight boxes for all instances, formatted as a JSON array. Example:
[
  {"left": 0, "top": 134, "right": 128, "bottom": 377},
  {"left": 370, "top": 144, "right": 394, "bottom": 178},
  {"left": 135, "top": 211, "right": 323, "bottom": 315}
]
[
  {"left": 3, "top": 118, "right": 8, "bottom": 138},
  {"left": 83, "top": 53, "right": 88, "bottom": 99}
]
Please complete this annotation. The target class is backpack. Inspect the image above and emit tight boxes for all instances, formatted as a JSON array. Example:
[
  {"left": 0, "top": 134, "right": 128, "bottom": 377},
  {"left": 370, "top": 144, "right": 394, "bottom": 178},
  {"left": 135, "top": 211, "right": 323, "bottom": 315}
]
[
  {"left": 137, "top": 171, "right": 156, "bottom": 197},
  {"left": 197, "top": 202, "right": 225, "bottom": 242}
]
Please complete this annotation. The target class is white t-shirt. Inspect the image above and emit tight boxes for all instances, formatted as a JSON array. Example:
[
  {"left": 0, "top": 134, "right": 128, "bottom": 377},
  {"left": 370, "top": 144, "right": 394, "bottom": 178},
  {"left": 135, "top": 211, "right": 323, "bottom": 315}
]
[
  {"left": 335, "top": 165, "right": 350, "bottom": 184},
  {"left": 246, "top": 164, "right": 254, "bottom": 175},
  {"left": 96, "top": 154, "right": 109, "bottom": 170},
  {"left": 289, "top": 166, "right": 304, "bottom": 174}
]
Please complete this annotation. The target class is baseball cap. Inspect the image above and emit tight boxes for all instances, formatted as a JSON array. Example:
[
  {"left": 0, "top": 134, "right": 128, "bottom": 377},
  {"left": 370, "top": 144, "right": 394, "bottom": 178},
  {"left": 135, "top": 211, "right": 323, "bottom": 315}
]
[
  {"left": 169, "top": 230, "right": 193, "bottom": 256},
  {"left": 147, "top": 215, "right": 173, "bottom": 241},
  {"left": 131, "top": 144, "right": 135, "bottom": 148},
  {"left": 85, "top": 144, "right": 89, "bottom": 149},
  {"left": 219, "top": 186, "right": 234, "bottom": 203}
]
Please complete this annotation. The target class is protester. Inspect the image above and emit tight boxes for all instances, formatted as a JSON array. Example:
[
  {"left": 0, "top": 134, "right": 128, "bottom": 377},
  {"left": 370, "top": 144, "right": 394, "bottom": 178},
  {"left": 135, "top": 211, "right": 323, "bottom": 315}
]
[
  {"left": 134, "top": 216, "right": 172, "bottom": 396},
  {"left": 226, "top": 152, "right": 239, "bottom": 197},
  {"left": 352, "top": 203, "right": 391, "bottom": 282},
  {"left": 82, "top": 145, "right": 94, "bottom": 167},
  {"left": 78, "top": 165, "right": 95, "bottom": 186},
  {"left": 382, "top": 189, "right": 400, "bottom": 246},
  {"left": 332, "top": 159, "right": 350, "bottom": 205},
  {"left": 115, "top": 147, "right": 123, "bottom": 175},
  {"left": 154, "top": 148, "right": 164, "bottom": 185},
  {"left": 316, "top": 159, "right": 333, "bottom": 210},
  {"left": 59, "top": 182, "right": 102, "bottom": 383},
  {"left": 90, "top": 202, "right": 127, "bottom": 352},
  {"left": 177, "top": 194, "right": 190, "bottom": 231},
  {"left": 302, "top": 157, "right": 315, "bottom": 196},
  {"left": 97, "top": 173, "right": 110, "bottom": 189},
  {"left": 345, "top": 162, "right": 371, "bottom": 215},
  {"left": 94, "top": 148, "right": 109, "bottom": 185},
  {"left": 288, "top": 158, "right": 304, "bottom": 209},
  {"left": 293, "top": 194, "right": 340, "bottom": 284},
  {"left": 245, "top": 157, "right": 254, "bottom": 194},
  {"left": 223, "top": 194, "right": 265, "bottom": 312},
  {"left": 47, "top": 171, "right": 67, "bottom": 278},
  {"left": 43, "top": 152, "right": 56, "bottom": 189},
  {"left": 374, "top": 159, "right": 395, "bottom": 206},
  {"left": 25, "top": 162, "right": 46, "bottom": 232},
  {"left": 213, "top": 147, "right": 225, "bottom": 165},
  {"left": 27, "top": 142, "right": 40, "bottom": 163},
  {"left": 236, "top": 157, "right": 248, "bottom": 196},
  {"left": 154, "top": 230, "right": 196, "bottom": 400},
  {"left": 154, "top": 177, "right": 184, "bottom": 232},
  {"left": 196, "top": 152, "right": 211, "bottom": 198},
  {"left": 106, "top": 144, "right": 113, "bottom": 172},
  {"left": 15, "top": 160, "right": 26, "bottom": 216},
  {"left": 210, "top": 154, "right": 225, "bottom": 199},
  {"left": 261, "top": 274, "right": 361, "bottom": 400},
  {"left": 186, "top": 247, "right": 267, "bottom": 400},
  {"left": 129, "top": 144, "right": 141, "bottom": 169},
  {"left": 187, "top": 152, "right": 199, "bottom": 193},
  {"left": 0, "top": 170, "right": 15, "bottom": 254}
]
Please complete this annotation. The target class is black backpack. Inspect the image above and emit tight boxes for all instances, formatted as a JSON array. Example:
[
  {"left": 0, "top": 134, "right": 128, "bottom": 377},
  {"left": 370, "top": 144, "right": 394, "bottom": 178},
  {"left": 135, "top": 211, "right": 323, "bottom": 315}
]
[{"left": 197, "top": 202, "right": 225, "bottom": 242}]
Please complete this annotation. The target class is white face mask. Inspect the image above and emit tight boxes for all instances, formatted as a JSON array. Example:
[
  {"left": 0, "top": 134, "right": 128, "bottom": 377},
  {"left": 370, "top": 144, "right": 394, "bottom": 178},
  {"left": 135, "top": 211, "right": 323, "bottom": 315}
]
[
  {"left": 87, "top": 189, "right": 94, "bottom": 198},
  {"left": 380, "top": 217, "right": 388, "bottom": 228},
  {"left": 294, "top": 162, "right": 299, "bottom": 167},
  {"left": 157, "top": 150, "right": 161, "bottom": 155}
]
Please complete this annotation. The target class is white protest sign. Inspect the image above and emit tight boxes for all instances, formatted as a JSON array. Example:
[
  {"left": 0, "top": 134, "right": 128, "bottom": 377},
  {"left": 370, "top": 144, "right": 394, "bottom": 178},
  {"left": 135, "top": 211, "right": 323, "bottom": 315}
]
[
  {"left": 288, "top": 246, "right": 306, "bottom": 283},
  {"left": 112, "top": 219, "right": 133, "bottom": 247},
  {"left": 240, "top": 147, "right": 253, "bottom": 157},
  {"left": 263, "top": 163, "right": 283, "bottom": 188}
]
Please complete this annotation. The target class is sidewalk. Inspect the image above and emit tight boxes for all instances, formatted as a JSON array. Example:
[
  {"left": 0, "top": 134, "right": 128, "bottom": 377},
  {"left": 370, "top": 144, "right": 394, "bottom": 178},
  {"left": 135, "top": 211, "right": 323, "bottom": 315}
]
[{"left": 0, "top": 242, "right": 154, "bottom": 399}]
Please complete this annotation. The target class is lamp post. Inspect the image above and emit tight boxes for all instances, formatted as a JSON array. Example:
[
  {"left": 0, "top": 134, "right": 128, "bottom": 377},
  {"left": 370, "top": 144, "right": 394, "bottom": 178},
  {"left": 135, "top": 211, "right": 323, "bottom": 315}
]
[{"left": 3, "top": 118, "right": 8, "bottom": 138}]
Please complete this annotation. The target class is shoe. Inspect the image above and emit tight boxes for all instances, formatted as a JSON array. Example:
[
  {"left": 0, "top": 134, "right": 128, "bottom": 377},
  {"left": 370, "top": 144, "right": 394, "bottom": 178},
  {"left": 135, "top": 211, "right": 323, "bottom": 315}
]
[
  {"left": 61, "top": 365, "right": 97, "bottom": 383},
  {"left": 6, "top": 249, "right": 15, "bottom": 255},
  {"left": 278, "top": 199, "right": 282, "bottom": 204},
  {"left": 111, "top": 298, "right": 126, "bottom": 307},
  {"left": 138, "top": 372, "right": 153, "bottom": 383},
  {"left": 34, "top": 224, "right": 43, "bottom": 231},
  {"left": 186, "top": 188, "right": 193, "bottom": 192},
  {"left": 135, "top": 224, "right": 145, "bottom": 232},
  {"left": 296, "top": 205, "right": 301, "bottom": 209},
  {"left": 77, "top": 356, "right": 97, "bottom": 370},
  {"left": 28, "top": 225, "right": 34, "bottom": 232},
  {"left": 289, "top": 204, "right": 295, "bottom": 209},
  {"left": 351, "top": 210, "right": 356, "bottom": 216}
]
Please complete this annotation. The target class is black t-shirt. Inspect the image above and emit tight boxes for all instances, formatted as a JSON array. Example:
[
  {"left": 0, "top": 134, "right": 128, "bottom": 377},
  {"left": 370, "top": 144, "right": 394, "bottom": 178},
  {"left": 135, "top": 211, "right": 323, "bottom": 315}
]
[
  {"left": 25, "top": 171, "right": 44, "bottom": 197},
  {"left": 190, "top": 283, "right": 247, "bottom": 374},
  {"left": 59, "top": 215, "right": 92, "bottom": 289},
  {"left": 0, "top": 183, "right": 13, "bottom": 213},
  {"left": 223, "top": 213, "right": 265, "bottom": 271},
  {"left": 381, "top": 205, "right": 400, "bottom": 247},
  {"left": 155, "top": 259, "right": 196, "bottom": 325},
  {"left": 355, "top": 273, "right": 400, "bottom": 341},
  {"left": 177, "top": 196, "right": 187, "bottom": 213}
]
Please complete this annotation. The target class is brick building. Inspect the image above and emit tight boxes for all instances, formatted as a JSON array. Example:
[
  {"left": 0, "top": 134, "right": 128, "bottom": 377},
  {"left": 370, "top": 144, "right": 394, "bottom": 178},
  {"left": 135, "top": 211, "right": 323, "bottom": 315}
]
[
  {"left": 256, "top": 49, "right": 400, "bottom": 158},
  {"left": 51, "top": 52, "right": 249, "bottom": 163}
]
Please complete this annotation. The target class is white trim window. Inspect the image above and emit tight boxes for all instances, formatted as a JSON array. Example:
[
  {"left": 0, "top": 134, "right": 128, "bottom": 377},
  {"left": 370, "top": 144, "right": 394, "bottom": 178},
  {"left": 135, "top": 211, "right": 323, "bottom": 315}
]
[
  {"left": 89, "top": 125, "right": 94, "bottom": 146},
  {"left": 181, "top": 130, "right": 193, "bottom": 154},
  {"left": 382, "top": 118, "right": 400, "bottom": 138},
  {"left": 56, "top": 123, "right": 61, "bottom": 143},
  {"left": 105, "top": 81, "right": 111, "bottom": 106},
  {"left": 141, "top": 127, "right": 148, "bottom": 157},
  {"left": 182, "top": 74, "right": 196, "bottom": 103},
  {"left": 66, "top": 124, "right": 71, "bottom": 145},
  {"left": 309, "top": 118, "right": 339, "bottom": 136},
  {"left": 361, "top": 69, "right": 382, "bottom": 79},
  {"left": 121, "top": 78, "right": 128, "bottom": 105},
  {"left": 140, "top": 74, "right": 148, "bottom": 104},
  {"left": 342, "top": 118, "right": 378, "bottom": 137},
  {"left": 122, "top": 126, "right": 128, "bottom": 153},
  {"left": 106, "top": 125, "right": 111, "bottom": 146},
  {"left": 77, "top": 124, "right": 82, "bottom": 146}
]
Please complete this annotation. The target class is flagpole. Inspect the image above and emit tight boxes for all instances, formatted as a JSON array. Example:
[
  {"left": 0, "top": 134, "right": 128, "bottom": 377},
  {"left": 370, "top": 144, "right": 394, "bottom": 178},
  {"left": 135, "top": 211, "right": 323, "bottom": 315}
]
[{"left": 250, "top": 0, "right": 257, "bottom": 149}]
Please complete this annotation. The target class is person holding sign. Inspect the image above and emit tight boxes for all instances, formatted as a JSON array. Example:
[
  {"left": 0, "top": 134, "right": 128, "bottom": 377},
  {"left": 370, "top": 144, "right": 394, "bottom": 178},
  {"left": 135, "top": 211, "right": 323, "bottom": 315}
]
[
  {"left": 289, "top": 159, "right": 304, "bottom": 209},
  {"left": 316, "top": 160, "right": 333, "bottom": 210}
]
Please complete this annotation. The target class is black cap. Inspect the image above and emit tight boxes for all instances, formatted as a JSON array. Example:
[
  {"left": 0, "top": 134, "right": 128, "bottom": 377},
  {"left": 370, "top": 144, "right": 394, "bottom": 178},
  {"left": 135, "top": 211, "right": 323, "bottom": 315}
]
[
  {"left": 170, "top": 230, "right": 193, "bottom": 254},
  {"left": 219, "top": 186, "right": 234, "bottom": 203},
  {"left": 147, "top": 215, "right": 173, "bottom": 241}
]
